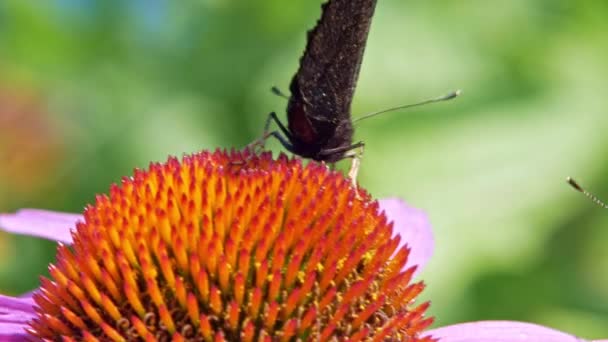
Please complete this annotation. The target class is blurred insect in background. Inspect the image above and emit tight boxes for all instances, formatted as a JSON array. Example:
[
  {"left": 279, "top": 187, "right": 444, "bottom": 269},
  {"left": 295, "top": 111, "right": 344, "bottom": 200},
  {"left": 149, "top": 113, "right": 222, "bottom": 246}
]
[{"left": 567, "top": 177, "right": 607, "bottom": 208}]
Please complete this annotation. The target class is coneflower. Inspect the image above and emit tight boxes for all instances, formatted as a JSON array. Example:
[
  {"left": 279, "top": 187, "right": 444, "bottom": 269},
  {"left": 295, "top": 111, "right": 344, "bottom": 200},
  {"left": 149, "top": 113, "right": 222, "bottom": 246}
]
[{"left": 0, "top": 150, "right": 605, "bottom": 342}]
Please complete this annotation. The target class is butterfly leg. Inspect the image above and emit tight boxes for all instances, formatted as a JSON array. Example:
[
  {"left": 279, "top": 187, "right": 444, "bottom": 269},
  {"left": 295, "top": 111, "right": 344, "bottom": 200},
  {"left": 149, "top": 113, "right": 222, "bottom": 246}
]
[
  {"left": 247, "top": 112, "right": 295, "bottom": 153},
  {"left": 270, "top": 86, "right": 290, "bottom": 100}
]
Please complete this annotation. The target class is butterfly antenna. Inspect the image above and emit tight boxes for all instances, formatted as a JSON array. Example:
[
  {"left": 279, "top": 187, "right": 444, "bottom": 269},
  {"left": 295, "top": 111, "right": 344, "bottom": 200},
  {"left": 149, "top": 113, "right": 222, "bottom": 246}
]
[
  {"left": 354, "top": 89, "right": 462, "bottom": 124},
  {"left": 271, "top": 86, "right": 290, "bottom": 100},
  {"left": 567, "top": 177, "right": 608, "bottom": 208}
]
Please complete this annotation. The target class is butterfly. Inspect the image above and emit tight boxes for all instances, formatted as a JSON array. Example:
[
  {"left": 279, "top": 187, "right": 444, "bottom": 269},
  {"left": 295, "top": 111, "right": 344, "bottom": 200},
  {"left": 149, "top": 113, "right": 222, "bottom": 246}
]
[
  {"left": 260, "top": 0, "right": 376, "bottom": 171},
  {"left": 254, "top": 0, "right": 458, "bottom": 183}
]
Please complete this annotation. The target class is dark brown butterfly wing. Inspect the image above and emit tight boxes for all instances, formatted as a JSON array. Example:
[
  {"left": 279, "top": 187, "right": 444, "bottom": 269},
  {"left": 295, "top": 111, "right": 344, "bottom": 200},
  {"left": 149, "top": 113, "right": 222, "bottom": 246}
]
[{"left": 286, "top": 0, "right": 377, "bottom": 160}]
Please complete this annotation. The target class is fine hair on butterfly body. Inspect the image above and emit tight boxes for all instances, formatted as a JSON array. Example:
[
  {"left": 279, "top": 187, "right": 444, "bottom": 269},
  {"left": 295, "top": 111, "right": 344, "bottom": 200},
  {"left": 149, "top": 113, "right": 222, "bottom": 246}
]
[{"left": 567, "top": 177, "right": 608, "bottom": 208}]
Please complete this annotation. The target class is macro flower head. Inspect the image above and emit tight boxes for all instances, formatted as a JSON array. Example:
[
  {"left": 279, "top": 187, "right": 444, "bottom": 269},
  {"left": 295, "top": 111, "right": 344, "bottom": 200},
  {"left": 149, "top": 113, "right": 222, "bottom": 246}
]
[
  {"left": 0, "top": 149, "right": 605, "bottom": 342},
  {"left": 0, "top": 149, "right": 434, "bottom": 341}
]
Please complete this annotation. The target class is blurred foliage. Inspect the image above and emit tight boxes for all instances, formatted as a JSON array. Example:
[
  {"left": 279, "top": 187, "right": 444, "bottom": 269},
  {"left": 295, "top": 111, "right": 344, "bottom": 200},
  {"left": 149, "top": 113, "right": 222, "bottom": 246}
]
[{"left": 0, "top": 0, "right": 607, "bottom": 338}]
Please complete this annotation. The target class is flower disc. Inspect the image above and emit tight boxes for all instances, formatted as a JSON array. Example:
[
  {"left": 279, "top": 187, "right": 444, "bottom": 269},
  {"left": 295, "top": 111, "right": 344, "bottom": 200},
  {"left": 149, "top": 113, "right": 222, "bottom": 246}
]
[{"left": 29, "top": 150, "right": 433, "bottom": 341}]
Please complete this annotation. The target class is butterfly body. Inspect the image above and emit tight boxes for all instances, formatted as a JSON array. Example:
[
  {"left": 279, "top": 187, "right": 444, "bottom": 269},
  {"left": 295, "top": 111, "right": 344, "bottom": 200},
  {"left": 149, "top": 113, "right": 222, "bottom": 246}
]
[
  {"left": 266, "top": 0, "right": 377, "bottom": 163},
  {"left": 285, "top": 82, "right": 355, "bottom": 162}
]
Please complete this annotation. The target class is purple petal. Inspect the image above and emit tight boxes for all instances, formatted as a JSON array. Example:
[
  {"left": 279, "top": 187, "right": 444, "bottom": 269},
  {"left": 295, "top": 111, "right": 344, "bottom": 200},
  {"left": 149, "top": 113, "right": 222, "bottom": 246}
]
[
  {"left": 424, "top": 321, "right": 602, "bottom": 342},
  {"left": 17, "top": 292, "right": 37, "bottom": 301},
  {"left": 0, "top": 209, "right": 82, "bottom": 244},
  {"left": 0, "top": 295, "right": 36, "bottom": 317},
  {"left": 378, "top": 198, "right": 434, "bottom": 276},
  {"left": 0, "top": 323, "right": 30, "bottom": 341},
  {"left": 0, "top": 295, "right": 36, "bottom": 341}
]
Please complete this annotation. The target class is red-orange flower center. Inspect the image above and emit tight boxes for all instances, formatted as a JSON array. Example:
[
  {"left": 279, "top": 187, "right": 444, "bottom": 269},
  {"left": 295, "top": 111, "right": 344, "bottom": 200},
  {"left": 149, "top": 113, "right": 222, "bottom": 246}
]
[{"left": 29, "top": 150, "right": 434, "bottom": 341}]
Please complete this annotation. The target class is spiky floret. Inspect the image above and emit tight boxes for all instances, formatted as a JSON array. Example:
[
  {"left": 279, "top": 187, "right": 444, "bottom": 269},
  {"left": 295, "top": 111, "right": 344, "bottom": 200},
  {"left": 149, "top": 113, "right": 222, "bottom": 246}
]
[{"left": 29, "top": 149, "right": 434, "bottom": 341}]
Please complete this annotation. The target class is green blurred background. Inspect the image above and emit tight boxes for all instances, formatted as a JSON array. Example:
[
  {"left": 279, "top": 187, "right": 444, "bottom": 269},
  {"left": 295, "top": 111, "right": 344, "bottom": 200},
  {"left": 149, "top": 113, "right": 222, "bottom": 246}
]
[{"left": 1, "top": 0, "right": 607, "bottom": 338}]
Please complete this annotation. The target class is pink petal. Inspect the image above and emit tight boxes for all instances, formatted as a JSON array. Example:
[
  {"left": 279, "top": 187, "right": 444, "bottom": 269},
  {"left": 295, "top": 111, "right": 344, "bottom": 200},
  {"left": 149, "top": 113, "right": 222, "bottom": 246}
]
[
  {"left": 0, "top": 209, "right": 82, "bottom": 244},
  {"left": 0, "top": 295, "right": 36, "bottom": 317},
  {"left": 0, "top": 323, "right": 30, "bottom": 341},
  {"left": 17, "top": 292, "right": 36, "bottom": 301},
  {"left": 378, "top": 198, "right": 434, "bottom": 276},
  {"left": 0, "top": 295, "right": 36, "bottom": 341},
  {"left": 424, "top": 321, "right": 602, "bottom": 342}
]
